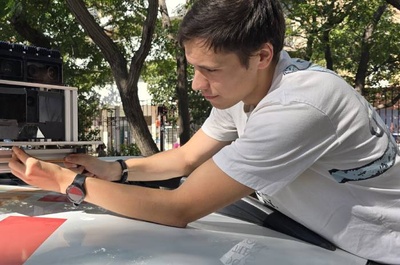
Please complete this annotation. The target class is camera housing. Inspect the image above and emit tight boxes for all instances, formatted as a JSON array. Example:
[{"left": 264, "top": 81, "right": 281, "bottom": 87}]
[
  {"left": 0, "top": 41, "right": 62, "bottom": 85},
  {"left": 0, "top": 85, "right": 65, "bottom": 141},
  {"left": 0, "top": 42, "right": 100, "bottom": 174}
]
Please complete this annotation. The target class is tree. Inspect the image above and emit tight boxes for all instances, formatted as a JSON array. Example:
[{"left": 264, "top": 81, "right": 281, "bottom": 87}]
[
  {"left": 158, "top": 0, "right": 191, "bottom": 145},
  {"left": 282, "top": 0, "right": 400, "bottom": 101},
  {"left": 3, "top": 0, "right": 399, "bottom": 151},
  {"left": 141, "top": 0, "right": 210, "bottom": 145},
  {"left": 66, "top": 0, "right": 159, "bottom": 156},
  {"left": 0, "top": 0, "right": 111, "bottom": 141},
  {"left": 354, "top": 3, "right": 388, "bottom": 95},
  {"left": 1, "top": 0, "right": 163, "bottom": 156},
  {"left": 386, "top": 0, "right": 400, "bottom": 10},
  {"left": 140, "top": 0, "right": 211, "bottom": 144}
]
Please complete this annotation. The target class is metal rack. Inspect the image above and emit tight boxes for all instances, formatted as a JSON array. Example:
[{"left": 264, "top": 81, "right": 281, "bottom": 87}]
[{"left": 0, "top": 79, "right": 101, "bottom": 173}]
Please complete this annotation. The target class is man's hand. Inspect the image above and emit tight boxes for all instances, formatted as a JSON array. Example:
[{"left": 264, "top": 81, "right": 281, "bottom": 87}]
[
  {"left": 8, "top": 147, "right": 75, "bottom": 193},
  {"left": 64, "top": 153, "right": 121, "bottom": 182}
]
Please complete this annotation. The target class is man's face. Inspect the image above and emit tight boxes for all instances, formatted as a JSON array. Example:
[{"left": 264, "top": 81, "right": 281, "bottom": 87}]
[{"left": 185, "top": 39, "right": 270, "bottom": 109}]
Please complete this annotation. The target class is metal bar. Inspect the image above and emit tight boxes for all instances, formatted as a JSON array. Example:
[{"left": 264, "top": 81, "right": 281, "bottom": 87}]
[
  {"left": 71, "top": 89, "right": 79, "bottom": 141},
  {"left": 64, "top": 89, "right": 72, "bottom": 141},
  {"left": 0, "top": 141, "right": 101, "bottom": 147},
  {"left": 0, "top": 79, "right": 77, "bottom": 91}
]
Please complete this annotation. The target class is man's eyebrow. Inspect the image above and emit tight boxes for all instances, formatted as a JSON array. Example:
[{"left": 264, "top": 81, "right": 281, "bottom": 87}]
[
  {"left": 198, "top": 65, "right": 214, "bottom": 70},
  {"left": 188, "top": 62, "right": 218, "bottom": 70}
]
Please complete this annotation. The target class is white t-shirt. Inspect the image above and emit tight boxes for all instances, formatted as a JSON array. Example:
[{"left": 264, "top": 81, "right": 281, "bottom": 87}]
[{"left": 202, "top": 51, "right": 400, "bottom": 264}]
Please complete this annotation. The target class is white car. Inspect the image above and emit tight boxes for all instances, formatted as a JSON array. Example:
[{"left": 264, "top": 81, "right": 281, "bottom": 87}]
[{"left": 0, "top": 178, "right": 370, "bottom": 265}]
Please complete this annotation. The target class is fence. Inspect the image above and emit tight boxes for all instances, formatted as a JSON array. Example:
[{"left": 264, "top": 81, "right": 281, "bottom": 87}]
[
  {"left": 91, "top": 105, "right": 180, "bottom": 156},
  {"left": 93, "top": 87, "right": 400, "bottom": 155},
  {"left": 369, "top": 86, "right": 400, "bottom": 143}
]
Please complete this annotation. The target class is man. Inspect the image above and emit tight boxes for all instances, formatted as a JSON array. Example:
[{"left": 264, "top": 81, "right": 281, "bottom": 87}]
[{"left": 8, "top": 0, "right": 399, "bottom": 263}]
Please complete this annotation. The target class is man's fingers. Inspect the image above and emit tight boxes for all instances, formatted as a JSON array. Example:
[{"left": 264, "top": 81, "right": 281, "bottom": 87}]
[
  {"left": 64, "top": 154, "right": 90, "bottom": 169},
  {"left": 66, "top": 165, "right": 86, "bottom": 174},
  {"left": 65, "top": 153, "right": 89, "bottom": 164},
  {"left": 83, "top": 171, "right": 95, "bottom": 177},
  {"left": 63, "top": 161, "right": 78, "bottom": 169},
  {"left": 11, "top": 146, "right": 30, "bottom": 164},
  {"left": 10, "top": 148, "right": 44, "bottom": 178},
  {"left": 8, "top": 156, "right": 26, "bottom": 180}
]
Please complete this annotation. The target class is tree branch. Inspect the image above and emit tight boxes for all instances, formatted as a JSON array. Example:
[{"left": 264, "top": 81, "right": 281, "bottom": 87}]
[
  {"left": 9, "top": 6, "right": 52, "bottom": 48},
  {"left": 158, "top": 0, "right": 191, "bottom": 145},
  {"left": 65, "top": 0, "right": 128, "bottom": 78},
  {"left": 66, "top": 0, "right": 160, "bottom": 155},
  {"left": 375, "top": 86, "right": 400, "bottom": 109},
  {"left": 386, "top": 0, "right": 400, "bottom": 10},
  {"left": 128, "top": 0, "right": 159, "bottom": 88},
  {"left": 354, "top": 3, "right": 388, "bottom": 95}
]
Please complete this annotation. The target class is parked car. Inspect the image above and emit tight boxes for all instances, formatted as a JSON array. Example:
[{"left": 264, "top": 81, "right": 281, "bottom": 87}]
[{"left": 0, "top": 182, "right": 369, "bottom": 265}]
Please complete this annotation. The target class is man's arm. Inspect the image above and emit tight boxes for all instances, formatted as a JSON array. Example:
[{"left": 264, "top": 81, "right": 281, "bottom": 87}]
[
  {"left": 65, "top": 129, "right": 229, "bottom": 182},
  {"left": 9, "top": 138, "right": 254, "bottom": 227},
  {"left": 75, "top": 158, "right": 255, "bottom": 227},
  {"left": 123, "top": 129, "right": 230, "bottom": 181}
]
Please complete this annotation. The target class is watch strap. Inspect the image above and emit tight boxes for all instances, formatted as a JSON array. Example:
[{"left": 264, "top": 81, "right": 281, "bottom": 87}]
[
  {"left": 114, "top": 159, "right": 128, "bottom": 183},
  {"left": 73, "top": 173, "right": 87, "bottom": 187},
  {"left": 66, "top": 174, "right": 87, "bottom": 206}
]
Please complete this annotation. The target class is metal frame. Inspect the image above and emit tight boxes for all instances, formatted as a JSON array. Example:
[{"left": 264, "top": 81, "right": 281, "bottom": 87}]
[{"left": 0, "top": 79, "right": 101, "bottom": 173}]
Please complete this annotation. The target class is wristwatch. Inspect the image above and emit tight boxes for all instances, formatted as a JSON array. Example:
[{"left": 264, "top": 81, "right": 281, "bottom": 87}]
[
  {"left": 66, "top": 174, "right": 87, "bottom": 206},
  {"left": 113, "top": 159, "right": 129, "bottom": 183}
]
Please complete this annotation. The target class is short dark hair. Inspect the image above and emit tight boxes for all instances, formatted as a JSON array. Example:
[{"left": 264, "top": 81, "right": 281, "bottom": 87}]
[{"left": 177, "top": 0, "right": 286, "bottom": 67}]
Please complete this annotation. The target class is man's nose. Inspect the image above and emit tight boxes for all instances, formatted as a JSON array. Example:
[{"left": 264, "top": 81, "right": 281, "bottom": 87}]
[{"left": 191, "top": 71, "right": 209, "bottom": 91}]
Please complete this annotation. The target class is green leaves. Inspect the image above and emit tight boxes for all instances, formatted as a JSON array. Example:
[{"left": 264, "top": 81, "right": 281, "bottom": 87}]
[
  {"left": 2, "top": 0, "right": 398, "bottom": 141},
  {"left": 282, "top": 0, "right": 400, "bottom": 95}
]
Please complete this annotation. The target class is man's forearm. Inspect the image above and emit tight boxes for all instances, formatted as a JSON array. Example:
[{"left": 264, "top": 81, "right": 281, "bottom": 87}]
[
  {"left": 124, "top": 148, "right": 193, "bottom": 182},
  {"left": 123, "top": 129, "right": 228, "bottom": 182},
  {"left": 82, "top": 177, "right": 188, "bottom": 227},
  {"left": 76, "top": 158, "right": 253, "bottom": 228}
]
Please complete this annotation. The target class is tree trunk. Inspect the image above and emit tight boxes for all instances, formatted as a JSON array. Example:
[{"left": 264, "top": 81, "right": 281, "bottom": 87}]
[
  {"left": 319, "top": 1, "right": 358, "bottom": 71},
  {"left": 176, "top": 50, "right": 191, "bottom": 144},
  {"left": 322, "top": 29, "right": 333, "bottom": 70},
  {"left": 159, "top": 0, "right": 191, "bottom": 145},
  {"left": 66, "top": 0, "right": 159, "bottom": 156},
  {"left": 354, "top": 4, "right": 387, "bottom": 95},
  {"left": 304, "top": 13, "right": 317, "bottom": 62},
  {"left": 9, "top": 5, "right": 52, "bottom": 48}
]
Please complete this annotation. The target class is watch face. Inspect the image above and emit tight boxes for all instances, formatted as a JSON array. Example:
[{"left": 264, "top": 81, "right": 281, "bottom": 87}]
[{"left": 66, "top": 185, "right": 84, "bottom": 204}]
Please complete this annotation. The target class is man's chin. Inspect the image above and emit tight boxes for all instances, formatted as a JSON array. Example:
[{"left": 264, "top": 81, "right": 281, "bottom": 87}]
[{"left": 210, "top": 99, "right": 239, "bottom": 110}]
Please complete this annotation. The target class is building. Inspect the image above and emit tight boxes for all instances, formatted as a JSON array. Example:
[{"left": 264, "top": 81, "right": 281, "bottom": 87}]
[{"left": 92, "top": 81, "right": 180, "bottom": 155}]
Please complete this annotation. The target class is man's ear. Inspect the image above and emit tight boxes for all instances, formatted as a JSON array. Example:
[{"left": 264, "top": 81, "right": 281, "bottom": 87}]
[{"left": 257, "top": 43, "right": 274, "bottom": 69}]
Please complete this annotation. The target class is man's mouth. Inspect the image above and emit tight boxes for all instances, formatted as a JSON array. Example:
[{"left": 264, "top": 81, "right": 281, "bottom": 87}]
[{"left": 203, "top": 95, "right": 218, "bottom": 100}]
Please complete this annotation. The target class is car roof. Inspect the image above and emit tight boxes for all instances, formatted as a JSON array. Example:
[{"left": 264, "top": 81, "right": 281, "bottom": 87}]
[{"left": 0, "top": 184, "right": 367, "bottom": 264}]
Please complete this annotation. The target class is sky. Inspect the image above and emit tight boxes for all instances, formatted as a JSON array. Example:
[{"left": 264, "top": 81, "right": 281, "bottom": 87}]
[{"left": 166, "top": 0, "right": 186, "bottom": 15}]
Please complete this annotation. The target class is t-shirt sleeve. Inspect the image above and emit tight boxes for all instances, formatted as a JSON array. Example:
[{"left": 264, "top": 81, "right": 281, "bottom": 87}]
[
  {"left": 202, "top": 107, "right": 239, "bottom": 142},
  {"left": 213, "top": 102, "right": 337, "bottom": 195}
]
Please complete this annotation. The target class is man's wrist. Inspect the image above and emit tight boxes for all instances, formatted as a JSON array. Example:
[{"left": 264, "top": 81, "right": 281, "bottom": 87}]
[
  {"left": 60, "top": 170, "right": 79, "bottom": 194},
  {"left": 112, "top": 159, "right": 129, "bottom": 183}
]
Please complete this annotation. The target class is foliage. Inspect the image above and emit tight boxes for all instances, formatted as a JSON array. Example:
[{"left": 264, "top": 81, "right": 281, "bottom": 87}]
[
  {"left": 141, "top": 18, "right": 212, "bottom": 131},
  {"left": 0, "top": 0, "right": 165, "bottom": 143},
  {"left": 107, "top": 143, "right": 141, "bottom": 156},
  {"left": 0, "top": 0, "right": 116, "bottom": 141},
  {"left": 78, "top": 90, "right": 102, "bottom": 141},
  {"left": 282, "top": 0, "right": 400, "bottom": 97},
  {"left": 119, "top": 143, "right": 142, "bottom": 156},
  {"left": 1, "top": 0, "right": 400, "bottom": 140}
]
